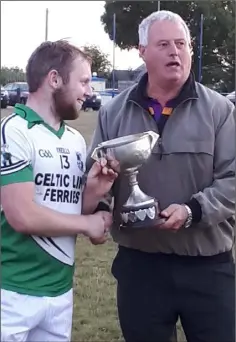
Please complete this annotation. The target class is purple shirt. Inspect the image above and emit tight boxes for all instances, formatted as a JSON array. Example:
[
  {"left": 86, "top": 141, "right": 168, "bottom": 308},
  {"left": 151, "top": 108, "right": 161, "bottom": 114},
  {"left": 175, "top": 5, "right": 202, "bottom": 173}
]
[{"left": 146, "top": 98, "right": 176, "bottom": 122}]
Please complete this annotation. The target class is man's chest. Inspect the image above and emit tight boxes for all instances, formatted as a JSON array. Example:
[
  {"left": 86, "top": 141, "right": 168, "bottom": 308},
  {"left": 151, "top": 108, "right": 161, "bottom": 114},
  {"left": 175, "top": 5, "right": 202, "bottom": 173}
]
[{"left": 29, "top": 130, "right": 86, "bottom": 209}]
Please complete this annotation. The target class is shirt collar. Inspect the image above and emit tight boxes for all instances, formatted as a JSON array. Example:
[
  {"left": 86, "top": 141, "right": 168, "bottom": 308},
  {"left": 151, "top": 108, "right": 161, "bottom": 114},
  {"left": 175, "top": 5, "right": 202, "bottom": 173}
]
[
  {"left": 14, "top": 103, "right": 43, "bottom": 128},
  {"left": 14, "top": 103, "right": 65, "bottom": 138}
]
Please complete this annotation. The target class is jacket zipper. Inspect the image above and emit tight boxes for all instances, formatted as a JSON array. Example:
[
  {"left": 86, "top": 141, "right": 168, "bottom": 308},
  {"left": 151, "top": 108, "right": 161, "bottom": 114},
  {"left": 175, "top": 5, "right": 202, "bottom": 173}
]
[{"left": 129, "top": 97, "right": 198, "bottom": 160}]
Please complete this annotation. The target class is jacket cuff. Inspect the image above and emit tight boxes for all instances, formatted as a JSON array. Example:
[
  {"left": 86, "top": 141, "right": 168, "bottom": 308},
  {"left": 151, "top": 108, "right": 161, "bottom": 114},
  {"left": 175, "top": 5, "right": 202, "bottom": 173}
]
[
  {"left": 185, "top": 198, "right": 202, "bottom": 223},
  {"left": 93, "top": 201, "right": 111, "bottom": 213}
]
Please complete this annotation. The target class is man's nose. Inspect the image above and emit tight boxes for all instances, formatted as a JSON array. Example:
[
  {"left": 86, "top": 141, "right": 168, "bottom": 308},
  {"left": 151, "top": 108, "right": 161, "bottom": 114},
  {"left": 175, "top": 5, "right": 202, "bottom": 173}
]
[
  {"left": 169, "top": 42, "right": 179, "bottom": 56},
  {"left": 85, "top": 85, "right": 93, "bottom": 98}
]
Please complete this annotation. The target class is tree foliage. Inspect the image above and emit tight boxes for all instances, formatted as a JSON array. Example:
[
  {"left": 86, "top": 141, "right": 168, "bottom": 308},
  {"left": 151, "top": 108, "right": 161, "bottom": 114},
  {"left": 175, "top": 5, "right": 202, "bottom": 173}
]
[
  {"left": 82, "top": 44, "right": 112, "bottom": 77},
  {"left": 101, "top": 1, "right": 235, "bottom": 91},
  {"left": 0, "top": 66, "right": 26, "bottom": 85}
]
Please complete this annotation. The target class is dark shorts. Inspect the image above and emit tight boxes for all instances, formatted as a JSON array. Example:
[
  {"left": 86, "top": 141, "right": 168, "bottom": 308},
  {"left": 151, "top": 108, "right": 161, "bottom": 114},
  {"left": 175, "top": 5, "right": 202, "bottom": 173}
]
[{"left": 112, "top": 246, "right": 235, "bottom": 342}]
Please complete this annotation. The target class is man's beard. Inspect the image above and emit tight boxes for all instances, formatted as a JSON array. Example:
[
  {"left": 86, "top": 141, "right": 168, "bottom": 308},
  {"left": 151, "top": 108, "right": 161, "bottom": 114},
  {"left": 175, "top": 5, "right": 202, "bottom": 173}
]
[{"left": 52, "top": 87, "right": 80, "bottom": 121}]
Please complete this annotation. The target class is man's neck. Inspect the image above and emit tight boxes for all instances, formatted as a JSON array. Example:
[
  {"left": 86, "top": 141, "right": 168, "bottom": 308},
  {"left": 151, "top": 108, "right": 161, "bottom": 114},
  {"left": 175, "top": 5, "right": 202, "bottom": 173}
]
[
  {"left": 147, "top": 78, "right": 184, "bottom": 107},
  {"left": 26, "top": 93, "right": 61, "bottom": 130}
]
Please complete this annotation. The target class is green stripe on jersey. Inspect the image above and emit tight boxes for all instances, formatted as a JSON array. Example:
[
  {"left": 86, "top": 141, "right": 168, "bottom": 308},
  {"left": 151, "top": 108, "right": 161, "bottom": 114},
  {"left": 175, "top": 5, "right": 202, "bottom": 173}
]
[
  {"left": 1, "top": 212, "right": 74, "bottom": 297},
  {"left": 1, "top": 166, "right": 33, "bottom": 186}
]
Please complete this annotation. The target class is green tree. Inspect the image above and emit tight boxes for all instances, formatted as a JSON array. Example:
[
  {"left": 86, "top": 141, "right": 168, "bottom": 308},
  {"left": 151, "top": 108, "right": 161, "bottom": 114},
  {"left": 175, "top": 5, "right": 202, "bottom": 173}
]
[
  {"left": 83, "top": 44, "right": 112, "bottom": 78},
  {"left": 101, "top": 1, "right": 235, "bottom": 92},
  {"left": 0, "top": 66, "right": 26, "bottom": 85}
]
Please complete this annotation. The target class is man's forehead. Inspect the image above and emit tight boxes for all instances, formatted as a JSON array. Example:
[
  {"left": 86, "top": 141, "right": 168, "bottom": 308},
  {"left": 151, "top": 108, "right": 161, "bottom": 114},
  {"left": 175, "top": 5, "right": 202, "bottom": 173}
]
[
  {"left": 149, "top": 20, "right": 187, "bottom": 40},
  {"left": 73, "top": 56, "right": 91, "bottom": 68},
  {"left": 71, "top": 56, "right": 91, "bottom": 76}
]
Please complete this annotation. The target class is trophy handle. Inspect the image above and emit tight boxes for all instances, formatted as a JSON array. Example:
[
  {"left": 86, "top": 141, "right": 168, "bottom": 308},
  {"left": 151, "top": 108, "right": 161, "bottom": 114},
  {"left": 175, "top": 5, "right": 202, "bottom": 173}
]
[
  {"left": 91, "top": 146, "right": 104, "bottom": 162},
  {"left": 147, "top": 131, "right": 159, "bottom": 149}
]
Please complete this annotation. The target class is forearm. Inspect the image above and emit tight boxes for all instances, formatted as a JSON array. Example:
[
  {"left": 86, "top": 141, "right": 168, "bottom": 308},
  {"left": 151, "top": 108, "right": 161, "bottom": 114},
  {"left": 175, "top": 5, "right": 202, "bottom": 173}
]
[
  {"left": 190, "top": 175, "right": 235, "bottom": 227},
  {"left": 7, "top": 202, "right": 90, "bottom": 237},
  {"left": 82, "top": 184, "right": 101, "bottom": 214}
]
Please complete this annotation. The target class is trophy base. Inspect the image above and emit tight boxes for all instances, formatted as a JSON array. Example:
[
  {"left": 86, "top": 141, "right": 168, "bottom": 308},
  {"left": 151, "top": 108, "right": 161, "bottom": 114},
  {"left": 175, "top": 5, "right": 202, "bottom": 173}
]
[{"left": 120, "top": 201, "right": 165, "bottom": 230}]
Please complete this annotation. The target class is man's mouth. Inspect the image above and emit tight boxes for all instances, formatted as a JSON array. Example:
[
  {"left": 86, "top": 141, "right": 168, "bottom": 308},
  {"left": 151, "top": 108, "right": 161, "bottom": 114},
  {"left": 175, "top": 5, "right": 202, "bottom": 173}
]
[{"left": 166, "top": 61, "right": 181, "bottom": 67}]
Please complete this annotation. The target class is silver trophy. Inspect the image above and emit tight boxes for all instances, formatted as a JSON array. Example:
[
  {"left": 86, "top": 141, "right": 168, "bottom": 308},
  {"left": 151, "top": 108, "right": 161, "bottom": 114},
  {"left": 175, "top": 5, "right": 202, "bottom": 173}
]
[{"left": 91, "top": 131, "right": 163, "bottom": 229}]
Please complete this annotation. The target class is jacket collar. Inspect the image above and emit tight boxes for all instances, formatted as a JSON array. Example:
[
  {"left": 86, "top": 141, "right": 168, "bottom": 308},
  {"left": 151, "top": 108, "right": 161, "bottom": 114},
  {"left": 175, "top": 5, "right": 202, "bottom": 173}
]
[{"left": 127, "top": 70, "right": 198, "bottom": 108}]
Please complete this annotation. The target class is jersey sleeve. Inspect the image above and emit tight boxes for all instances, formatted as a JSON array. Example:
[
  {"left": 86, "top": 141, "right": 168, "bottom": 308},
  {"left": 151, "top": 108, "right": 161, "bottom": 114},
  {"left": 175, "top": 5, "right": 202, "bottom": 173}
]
[{"left": 1, "top": 117, "right": 33, "bottom": 186}]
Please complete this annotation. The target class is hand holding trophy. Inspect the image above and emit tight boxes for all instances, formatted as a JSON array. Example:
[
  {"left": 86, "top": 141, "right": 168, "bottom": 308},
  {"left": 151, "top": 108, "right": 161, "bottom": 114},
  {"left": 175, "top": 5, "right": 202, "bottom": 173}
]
[{"left": 91, "top": 131, "right": 165, "bottom": 229}]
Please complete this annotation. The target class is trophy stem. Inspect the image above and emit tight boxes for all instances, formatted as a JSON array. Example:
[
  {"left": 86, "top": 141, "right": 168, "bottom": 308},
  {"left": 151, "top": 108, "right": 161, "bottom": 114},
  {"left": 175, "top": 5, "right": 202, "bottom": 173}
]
[
  {"left": 120, "top": 168, "right": 161, "bottom": 228},
  {"left": 123, "top": 170, "right": 155, "bottom": 209},
  {"left": 128, "top": 170, "right": 139, "bottom": 187}
]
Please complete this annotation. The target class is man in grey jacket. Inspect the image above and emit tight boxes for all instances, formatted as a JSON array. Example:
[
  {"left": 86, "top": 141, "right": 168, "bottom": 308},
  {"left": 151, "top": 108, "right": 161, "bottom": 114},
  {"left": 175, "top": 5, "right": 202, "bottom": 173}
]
[{"left": 87, "top": 10, "right": 235, "bottom": 342}]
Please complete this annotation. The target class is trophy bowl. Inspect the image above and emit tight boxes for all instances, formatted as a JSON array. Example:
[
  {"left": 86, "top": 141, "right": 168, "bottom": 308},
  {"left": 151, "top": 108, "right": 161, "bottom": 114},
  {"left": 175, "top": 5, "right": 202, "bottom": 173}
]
[{"left": 91, "top": 131, "right": 163, "bottom": 229}]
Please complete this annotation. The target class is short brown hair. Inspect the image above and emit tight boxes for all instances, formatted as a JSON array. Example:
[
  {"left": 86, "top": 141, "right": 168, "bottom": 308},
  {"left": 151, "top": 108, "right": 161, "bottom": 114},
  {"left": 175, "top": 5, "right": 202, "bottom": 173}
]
[{"left": 26, "top": 40, "right": 91, "bottom": 93}]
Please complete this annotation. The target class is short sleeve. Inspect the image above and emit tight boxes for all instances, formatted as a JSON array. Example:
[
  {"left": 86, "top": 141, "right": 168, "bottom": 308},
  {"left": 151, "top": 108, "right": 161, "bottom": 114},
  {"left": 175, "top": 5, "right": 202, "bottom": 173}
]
[{"left": 1, "top": 116, "right": 33, "bottom": 186}]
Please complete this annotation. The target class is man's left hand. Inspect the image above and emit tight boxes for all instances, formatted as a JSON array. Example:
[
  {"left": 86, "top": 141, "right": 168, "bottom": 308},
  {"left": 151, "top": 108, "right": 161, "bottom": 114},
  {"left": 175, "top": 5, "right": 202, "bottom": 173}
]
[
  {"left": 87, "top": 158, "right": 119, "bottom": 198},
  {"left": 157, "top": 204, "right": 188, "bottom": 231}
]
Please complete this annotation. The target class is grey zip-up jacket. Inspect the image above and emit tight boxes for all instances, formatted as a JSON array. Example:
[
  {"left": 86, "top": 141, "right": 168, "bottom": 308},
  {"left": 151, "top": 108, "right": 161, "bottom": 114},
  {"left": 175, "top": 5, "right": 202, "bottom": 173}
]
[{"left": 87, "top": 76, "right": 235, "bottom": 256}]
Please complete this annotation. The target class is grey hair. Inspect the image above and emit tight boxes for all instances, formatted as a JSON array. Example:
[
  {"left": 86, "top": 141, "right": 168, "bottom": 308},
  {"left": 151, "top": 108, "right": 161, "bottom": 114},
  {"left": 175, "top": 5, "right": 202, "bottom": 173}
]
[{"left": 138, "top": 10, "right": 191, "bottom": 46}]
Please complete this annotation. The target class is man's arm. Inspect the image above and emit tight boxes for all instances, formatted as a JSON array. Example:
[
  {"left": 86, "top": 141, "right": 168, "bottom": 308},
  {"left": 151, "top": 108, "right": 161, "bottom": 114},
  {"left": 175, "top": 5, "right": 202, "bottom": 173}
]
[
  {"left": 82, "top": 181, "right": 101, "bottom": 215},
  {"left": 189, "top": 100, "right": 235, "bottom": 227},
  {"left": 1, "top": 122, "right": 110, "bottom": 238},
  {"left": 1, "top": 182, "right": 90, "bottom": 236}
]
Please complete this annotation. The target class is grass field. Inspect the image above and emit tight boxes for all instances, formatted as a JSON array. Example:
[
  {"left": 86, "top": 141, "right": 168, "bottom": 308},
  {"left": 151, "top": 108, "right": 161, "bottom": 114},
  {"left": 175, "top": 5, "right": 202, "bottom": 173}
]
[{"left": 1, "top": 107, "right": 186, "bottom": 342}]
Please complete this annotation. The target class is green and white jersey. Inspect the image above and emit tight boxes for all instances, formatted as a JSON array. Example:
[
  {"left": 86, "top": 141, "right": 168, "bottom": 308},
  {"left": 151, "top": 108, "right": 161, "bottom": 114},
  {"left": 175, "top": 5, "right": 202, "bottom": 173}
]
[{"left": 1, "top": 104, "right": 86, "bottom": 297}]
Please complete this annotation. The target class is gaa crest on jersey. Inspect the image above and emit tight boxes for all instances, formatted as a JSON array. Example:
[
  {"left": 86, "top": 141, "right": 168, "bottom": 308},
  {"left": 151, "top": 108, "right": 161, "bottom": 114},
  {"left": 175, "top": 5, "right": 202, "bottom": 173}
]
[{"left": 76, "top": 152, "right": 84, "bottom": 172}]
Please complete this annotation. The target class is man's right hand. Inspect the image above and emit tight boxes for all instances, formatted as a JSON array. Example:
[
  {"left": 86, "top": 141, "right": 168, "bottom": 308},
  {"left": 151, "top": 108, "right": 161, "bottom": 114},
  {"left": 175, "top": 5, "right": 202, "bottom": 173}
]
[{"left": 86, "top": 211, "right": 113, "bottom": 244}]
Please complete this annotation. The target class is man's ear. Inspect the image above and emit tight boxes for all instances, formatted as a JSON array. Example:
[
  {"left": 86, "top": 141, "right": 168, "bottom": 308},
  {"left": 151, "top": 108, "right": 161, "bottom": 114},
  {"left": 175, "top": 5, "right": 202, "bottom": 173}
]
[
  {"left": 139, "top": 44, "right": 146, "bottom": 62},
  {"left": 48, "top": 69, "right": 63, "bottom": 90}
]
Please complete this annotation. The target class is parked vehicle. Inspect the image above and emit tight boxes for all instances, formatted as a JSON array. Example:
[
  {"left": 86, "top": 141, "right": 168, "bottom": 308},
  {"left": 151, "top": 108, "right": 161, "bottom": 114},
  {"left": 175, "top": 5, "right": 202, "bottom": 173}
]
[
  {"left": 4, "top": 82, "right": 29, "bottom": 106},
  {"left": 1, "top": 86, "right": 9, "bottom": 108},
  {"left": 82, "top": 88, "right": 101, "bottom": 111},
  {"left": 226, "top": 91, "right": 235, "bottom": 105}
]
